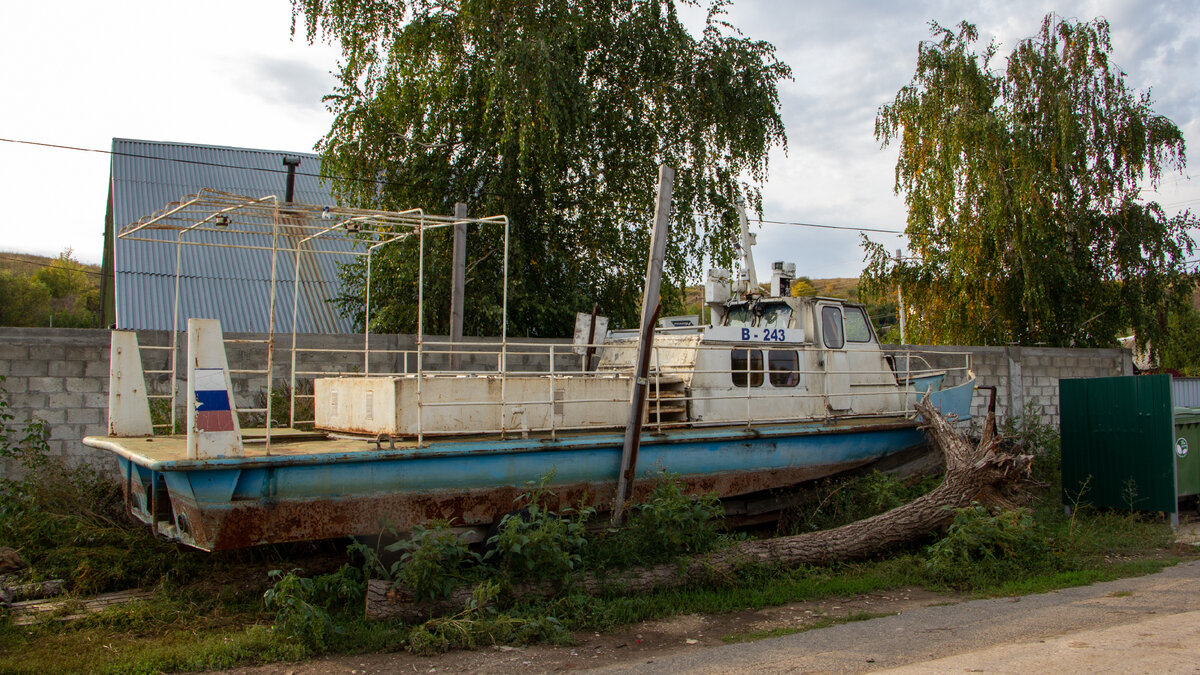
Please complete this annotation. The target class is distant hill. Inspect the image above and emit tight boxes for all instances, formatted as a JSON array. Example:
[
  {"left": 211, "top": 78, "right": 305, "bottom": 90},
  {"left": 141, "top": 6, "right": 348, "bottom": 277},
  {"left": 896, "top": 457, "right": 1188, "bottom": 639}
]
[
  {"left": 0, "top": 250, "right": 102, "bottom": 328},
  {"left": 810, "top": 277, "right": 859, "bottom": 300},
  {"left": 0, "top": 251, "right": 101, "bottom": 277},
  {"left": 681, "top": 277, "right": 862, "bottom": 309}
]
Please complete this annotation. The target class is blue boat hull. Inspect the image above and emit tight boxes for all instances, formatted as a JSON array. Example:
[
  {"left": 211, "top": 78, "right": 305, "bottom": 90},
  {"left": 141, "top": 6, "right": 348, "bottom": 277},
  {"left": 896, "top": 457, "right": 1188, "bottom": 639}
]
[
  {"left": 108, "top": 379, "right": 977, "bottom": 550},
  {"left": 114, "top": 419, "right": 928, "bottom": 550}
]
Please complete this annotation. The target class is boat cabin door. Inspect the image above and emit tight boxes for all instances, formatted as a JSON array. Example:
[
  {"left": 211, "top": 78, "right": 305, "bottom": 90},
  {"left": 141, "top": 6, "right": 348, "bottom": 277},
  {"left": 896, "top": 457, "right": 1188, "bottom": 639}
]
[{"left": 818, "top": 304, "right": 852, "bottom": 412}]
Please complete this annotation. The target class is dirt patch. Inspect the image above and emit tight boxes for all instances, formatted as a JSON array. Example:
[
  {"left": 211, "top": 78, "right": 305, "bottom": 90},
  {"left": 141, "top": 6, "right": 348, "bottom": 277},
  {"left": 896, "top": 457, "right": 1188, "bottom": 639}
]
[{"left": 213, "top": 587, "right": 954, "bottom": 674}]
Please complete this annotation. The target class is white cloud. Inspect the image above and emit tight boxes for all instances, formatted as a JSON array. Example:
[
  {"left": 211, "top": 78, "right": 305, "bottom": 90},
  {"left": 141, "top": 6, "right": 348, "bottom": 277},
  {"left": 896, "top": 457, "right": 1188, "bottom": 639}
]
[{"left": 0, "top": 0, "right": 1195, "bottom": 279}]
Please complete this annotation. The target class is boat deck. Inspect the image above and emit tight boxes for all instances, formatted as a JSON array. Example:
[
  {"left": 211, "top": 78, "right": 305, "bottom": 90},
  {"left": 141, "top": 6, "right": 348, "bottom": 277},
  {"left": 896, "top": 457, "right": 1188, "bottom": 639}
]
[{"left": 83, "top": 415, "right": 921, "bottom": 471}]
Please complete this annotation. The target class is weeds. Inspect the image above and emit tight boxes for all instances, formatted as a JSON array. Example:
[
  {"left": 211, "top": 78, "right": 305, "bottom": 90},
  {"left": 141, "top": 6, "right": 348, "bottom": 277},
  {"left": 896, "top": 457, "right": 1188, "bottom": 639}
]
[
  {"left": 375, "top": 521, "right": 484, "bottom": 601},
  {"left": 1001, "top": 399, "right": 1061, "bottom": 489},
  {"left": 248, "top": 381, "right": 315, "bottom": 430},
  {"left": 0, "top": 378, "right": 191, "bottom": 595},
  {"left": 488, "top": 475, "right": 594, "bottom": 582},
  {"left": 924, "top": 503, "right": 1057, "bottom": 589},
  {"left": 586, "top": 475, "right": 730, "bottom": 568},
  {"left": 782, "top": 470, "right": 939, "bottom": 534},
  {"left": 262, "top": 564, "right": 365, "bottom": 650}
]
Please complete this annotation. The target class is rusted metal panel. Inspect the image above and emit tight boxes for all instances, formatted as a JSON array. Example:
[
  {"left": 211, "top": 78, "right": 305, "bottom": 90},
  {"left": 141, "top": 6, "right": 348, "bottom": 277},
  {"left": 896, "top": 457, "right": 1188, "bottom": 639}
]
[{"left": 118, "top": 418, "right": 927, "bottom": 550}]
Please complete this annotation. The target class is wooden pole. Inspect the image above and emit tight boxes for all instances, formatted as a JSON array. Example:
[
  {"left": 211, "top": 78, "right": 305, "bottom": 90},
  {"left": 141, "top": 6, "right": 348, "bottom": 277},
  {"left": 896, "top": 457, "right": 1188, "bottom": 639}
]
[
  {"left": 613, "top": 165, "right": 674, "bottom": 526},
  {"left": 584, "top": 303, "right": 599, "bottom": 372},
  {"left": 895, "top": 248, "right": 906, "bottom": 345},
  {"left": 450, "top": 202, "right": 467, "bottom": 370}
]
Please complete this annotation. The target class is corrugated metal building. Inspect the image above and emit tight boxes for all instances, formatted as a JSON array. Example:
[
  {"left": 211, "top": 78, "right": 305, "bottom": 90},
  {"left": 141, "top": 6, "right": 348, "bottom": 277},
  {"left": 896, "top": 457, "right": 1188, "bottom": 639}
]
[{"left": 99, "top": 138, "right": 356, "bottom": 333}]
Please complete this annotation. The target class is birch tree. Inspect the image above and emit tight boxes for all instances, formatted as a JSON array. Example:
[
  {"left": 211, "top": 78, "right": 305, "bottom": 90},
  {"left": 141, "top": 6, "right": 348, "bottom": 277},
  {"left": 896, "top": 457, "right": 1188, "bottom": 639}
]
[
  {"left": 292, "top": 0, "right": 790, "bottom": 335},
  {"left": 863, "top": 16, "right": 1195, "bottom": 351}
]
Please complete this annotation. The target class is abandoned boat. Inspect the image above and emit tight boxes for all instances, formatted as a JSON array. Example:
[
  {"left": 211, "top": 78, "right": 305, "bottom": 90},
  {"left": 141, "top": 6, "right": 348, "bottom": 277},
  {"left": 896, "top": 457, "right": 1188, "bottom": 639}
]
[{"left": 83, "top": 190, "right": 975, "bottom": 551}]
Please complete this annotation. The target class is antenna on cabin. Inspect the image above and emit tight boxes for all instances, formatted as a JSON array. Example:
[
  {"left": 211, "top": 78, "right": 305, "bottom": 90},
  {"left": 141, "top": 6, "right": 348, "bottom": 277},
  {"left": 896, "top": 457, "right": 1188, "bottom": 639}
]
[{"left": 735, "top": 201, "right": 758, "bottom": 293}]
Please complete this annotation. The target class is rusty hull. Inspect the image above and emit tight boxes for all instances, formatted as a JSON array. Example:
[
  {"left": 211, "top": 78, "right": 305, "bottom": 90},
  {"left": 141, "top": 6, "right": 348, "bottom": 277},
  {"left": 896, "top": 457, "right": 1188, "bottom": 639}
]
[{"left": 110, "top": 419, "right": 929, "bottom": 551}]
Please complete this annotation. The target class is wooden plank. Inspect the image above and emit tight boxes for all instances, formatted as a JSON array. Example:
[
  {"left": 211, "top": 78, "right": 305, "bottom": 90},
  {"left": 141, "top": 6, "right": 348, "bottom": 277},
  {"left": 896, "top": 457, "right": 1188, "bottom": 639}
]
[{"left": 8, "top": 589, "right": 152, "bottom": 626}]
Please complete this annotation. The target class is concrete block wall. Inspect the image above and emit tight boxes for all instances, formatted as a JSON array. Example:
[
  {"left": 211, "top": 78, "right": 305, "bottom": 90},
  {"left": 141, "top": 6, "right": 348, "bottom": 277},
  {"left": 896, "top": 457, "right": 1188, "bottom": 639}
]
[
  {"left": 887, "top": 344, "right": 1133, "bottom": 427},
  {"left": 1, "top": 326, "right": 1132, "bottom": 477},
  {"left": 0, "top": 328, "right": 115, "bottom": 474},
  {"left": 0, "top": 327, "right": 581, "bottom": 477}
]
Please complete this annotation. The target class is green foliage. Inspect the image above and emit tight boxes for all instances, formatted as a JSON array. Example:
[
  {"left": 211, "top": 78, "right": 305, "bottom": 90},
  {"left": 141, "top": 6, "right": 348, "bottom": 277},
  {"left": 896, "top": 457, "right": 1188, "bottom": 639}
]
[
  {"left": 587, "top": 475, "right": 728, "bottom": 568},
  {"left": 291, "top": 0, "right": 790, "bottom": 336},
  {"left": 246, "top": 381, "right": 315, "bottom": 430},
  {"left": 1000, "top": 401, "right": 1062, "bottom": 489},
  {"left": 0, "top": 249, "right": 98, "bottom": 328},
  {"left": 0, "top": 378, "right": 188, "bottom": 594},
  {"left": 489, "top": 479, "right": 594, "bottom": 582},
  {"left": 405, "top": 581, "right": 570, "bottom": 655},
  {"left": 1156, "top": 303, "right": 1200, "bottom": 375},
  {"left": 783, "top": 471, "right": 939, "bottom": 534},
  {"left": 0, "top": 269, "right": 51, "bottom": 327},
  {"left": 863, "top": 16, "right": 1197, "bottom": 351},
  {"left": 262, "top": 564, "right": 366, "bottom": 650},
  {"left": 383, "top": 520, "right": 484, "bottom": 601},
  {"left": 927, "top": 504, "right": 1041, "bottom": 565}
]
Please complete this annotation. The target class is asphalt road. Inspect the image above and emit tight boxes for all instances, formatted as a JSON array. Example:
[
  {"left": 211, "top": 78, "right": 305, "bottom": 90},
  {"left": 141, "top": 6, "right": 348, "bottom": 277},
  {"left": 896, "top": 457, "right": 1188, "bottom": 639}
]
[{"left": 588, "top": 559, "right": 1200, "bottom": 674}]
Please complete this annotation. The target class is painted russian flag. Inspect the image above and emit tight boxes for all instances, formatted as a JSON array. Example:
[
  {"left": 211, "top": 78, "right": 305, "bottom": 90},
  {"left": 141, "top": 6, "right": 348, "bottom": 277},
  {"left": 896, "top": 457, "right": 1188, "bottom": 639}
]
[{"left": 194, "top": 368, "right": 235, "bottom": 432}]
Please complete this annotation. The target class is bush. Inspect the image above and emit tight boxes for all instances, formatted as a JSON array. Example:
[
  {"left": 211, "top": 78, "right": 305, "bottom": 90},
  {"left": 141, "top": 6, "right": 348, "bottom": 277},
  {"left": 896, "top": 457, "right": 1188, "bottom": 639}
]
[
  {"left": 587, "top": 475, "right": 728, "bottom": 568},
  {"left": 784, "top": 471, "right": 939, "bottom": 534},
  {"left": 1001, "top": 400, "right": 1061, "bottom": 490},
  {"left": 262, "top": 564, "right": 366, "bottom": 650},
  {"left": 924, "top": 503, "right": 1058, "bottom": 588},
  {"left": 383, "top": 521, "right": 483, "bottom": 601},
  {"left": 489, "top": 479, "right": 593, "bottom": 583},
  {"left": 0, "top": 377, "right": 186, "bottom": 594}
]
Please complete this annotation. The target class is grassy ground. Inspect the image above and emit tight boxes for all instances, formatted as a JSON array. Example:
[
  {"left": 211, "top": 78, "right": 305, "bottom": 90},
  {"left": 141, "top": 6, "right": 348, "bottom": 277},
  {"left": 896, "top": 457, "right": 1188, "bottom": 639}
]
[{"left": 0, "top": 397, "right": 1194, "bottom": 674}]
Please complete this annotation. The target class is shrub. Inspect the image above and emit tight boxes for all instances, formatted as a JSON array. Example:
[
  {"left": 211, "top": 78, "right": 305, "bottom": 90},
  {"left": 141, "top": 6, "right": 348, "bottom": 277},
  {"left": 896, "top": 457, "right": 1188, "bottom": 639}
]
[
  {"left": 262, "top": 563, "right": 365, "bottom": 650},
  {"left": 785, "top": 471, "right": 939, "bottom": 534},
  {"left": 384, "top": 521, "right": 483, "bottom": 600},
  {"left": 587, "top": 474, "right": 728, "bottom": 568},
  {"left": 0, "top": 377, "right": 185, "bottom": 594},
  {"left": 924, "top": 503, "right": 1058, "bottom": 588},
  {"left": 489, "top": 479, "right": 593, "bottom": 583}
]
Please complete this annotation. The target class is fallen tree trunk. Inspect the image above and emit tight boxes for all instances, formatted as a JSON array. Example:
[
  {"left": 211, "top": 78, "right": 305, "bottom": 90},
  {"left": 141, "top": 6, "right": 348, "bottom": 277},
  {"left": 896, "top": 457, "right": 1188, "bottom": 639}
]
[{"left": 367, "top": 400, "right": 1031, "bottom": 622}]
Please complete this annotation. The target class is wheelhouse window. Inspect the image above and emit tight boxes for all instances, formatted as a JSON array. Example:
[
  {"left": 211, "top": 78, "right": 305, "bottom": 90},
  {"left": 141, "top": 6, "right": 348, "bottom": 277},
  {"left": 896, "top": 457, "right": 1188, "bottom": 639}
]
[
  {"left": 758, "top": 303, "right": 792, "bottom": 329},
  {"left": 768, "top": 350, "right": 800, "bottom": 387},
  {"left": 724, "top": 304, "right": 754, "bottom": 327},
  {"left": 723, "top": 302, "right": 792, "bottom": 328},
  {"left": 844, "top": 306, "right": 873, "bottom": 343},
  {"left": 821, "top": 306, "right": 844, "bottom": 349},
  {"left": 731, "top": 349, "right": 763, "bottom": 387}
]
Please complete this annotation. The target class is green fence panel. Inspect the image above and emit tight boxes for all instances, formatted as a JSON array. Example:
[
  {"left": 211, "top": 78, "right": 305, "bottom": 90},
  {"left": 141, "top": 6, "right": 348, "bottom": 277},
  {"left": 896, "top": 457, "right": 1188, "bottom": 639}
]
[{"left": 1060, "top": 374, "right": 1176, "bottom": 514}]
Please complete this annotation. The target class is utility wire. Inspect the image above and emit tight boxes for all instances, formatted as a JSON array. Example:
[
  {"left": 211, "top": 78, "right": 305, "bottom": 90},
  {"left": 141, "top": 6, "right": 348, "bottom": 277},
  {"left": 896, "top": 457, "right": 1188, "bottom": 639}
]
[
  {"left": 756, "top": 218, "right": 905, "bottom": 235},
  {"left": 3, "top": 136, "right": 912, "bottom": 237},
  {"left": 0, "top": 253, "right": 104, "bottom": 278}
]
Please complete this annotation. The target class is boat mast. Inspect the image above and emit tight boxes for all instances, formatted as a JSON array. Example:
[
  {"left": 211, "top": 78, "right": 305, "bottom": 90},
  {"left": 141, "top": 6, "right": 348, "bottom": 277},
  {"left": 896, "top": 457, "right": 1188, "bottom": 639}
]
[{"left": 736, "top": 201, "right": 758, "bottom": 293}]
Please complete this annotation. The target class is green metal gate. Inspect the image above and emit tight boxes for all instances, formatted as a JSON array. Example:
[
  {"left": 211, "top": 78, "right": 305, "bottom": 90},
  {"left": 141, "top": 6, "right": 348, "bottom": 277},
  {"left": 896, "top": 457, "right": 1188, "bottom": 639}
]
[{"left": 1059, "top": 374, "right": 1178, "bottom": 519}]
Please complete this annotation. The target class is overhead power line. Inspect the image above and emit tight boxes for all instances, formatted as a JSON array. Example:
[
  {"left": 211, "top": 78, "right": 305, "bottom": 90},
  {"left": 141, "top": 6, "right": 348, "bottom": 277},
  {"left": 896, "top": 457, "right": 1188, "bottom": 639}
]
[
  {"left": 0, "top": 253, "right": 104, "bottom": 278},
  {"left": 755, "top": 218, "right": 905, "bottom": 235},
  {"left": 3, "top": 136, "right": 909, "bottom": 236}
]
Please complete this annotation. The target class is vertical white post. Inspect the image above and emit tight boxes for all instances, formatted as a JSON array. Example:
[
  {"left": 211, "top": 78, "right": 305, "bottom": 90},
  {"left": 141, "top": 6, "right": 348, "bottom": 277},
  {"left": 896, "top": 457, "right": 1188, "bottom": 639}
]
[
  {"left": 108, "top": 331, "right": 153, "bottom": 436},
  {"left": 896, "top": 248, "right": 906, "bottom": 346},
  {"left": 186, "top": 319, "right": 244, "bottom": 459}
]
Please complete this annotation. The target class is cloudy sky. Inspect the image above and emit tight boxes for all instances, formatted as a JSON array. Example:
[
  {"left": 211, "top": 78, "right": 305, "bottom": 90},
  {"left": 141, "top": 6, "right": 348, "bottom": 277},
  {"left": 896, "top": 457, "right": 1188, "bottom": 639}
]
[{"left": 2, "top": 0, "right": 1197, "bottom": 280}]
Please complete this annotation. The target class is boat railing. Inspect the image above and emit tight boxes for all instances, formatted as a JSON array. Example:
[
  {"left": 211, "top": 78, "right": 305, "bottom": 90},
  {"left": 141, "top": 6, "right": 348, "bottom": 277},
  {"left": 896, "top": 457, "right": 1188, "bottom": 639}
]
[
  {"left": 298, "top": 339, "right": 973, "bottom": 440},
  {"left": 133, "top": 329, "right": 971, "bottom": 442}
]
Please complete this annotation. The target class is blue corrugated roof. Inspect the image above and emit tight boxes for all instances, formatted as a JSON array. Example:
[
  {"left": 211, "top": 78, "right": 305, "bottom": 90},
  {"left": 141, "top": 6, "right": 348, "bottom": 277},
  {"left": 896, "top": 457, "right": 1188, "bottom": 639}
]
[{"left": 110, "top": 138, "right": 356, "bottom": 333}]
